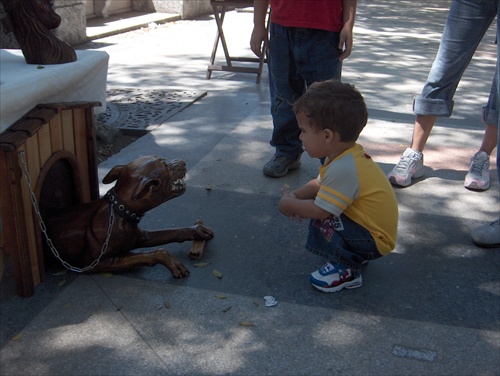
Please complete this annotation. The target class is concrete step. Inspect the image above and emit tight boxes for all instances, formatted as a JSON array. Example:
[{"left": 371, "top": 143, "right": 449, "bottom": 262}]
[{"left": 86, "top": 11, "right": 181, "bottom": 40}]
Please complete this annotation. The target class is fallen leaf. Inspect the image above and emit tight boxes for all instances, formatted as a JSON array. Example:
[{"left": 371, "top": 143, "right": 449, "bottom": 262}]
[
  {"left": 284, "top": 183, "right": 291, "bottom": 189},
  {"left": 57, "top": 279, "right": 66, "bottom": 287},
  {"left": 212, "top": 269, "right": 223, "bottom": 279},
  {"left": 239, "top": 321, "right": 255, "bottom": 327},
  {"left": 215, "top": 294, "right": 226, "bottom": 299},
  {"left": 222, "top": 306, "right": 232, "bottom": 313},
  {"left": 193, "top": 262, "right": 211, "bottom": 268},
  {"left": 11, "top": 332, "right": 24, "bottom": 341},
  {"left": 100, "top": 272, "right": 113, "bottom": 278},
  {"left": 52, "top": 270, "right": 67, "bottom": 276}
]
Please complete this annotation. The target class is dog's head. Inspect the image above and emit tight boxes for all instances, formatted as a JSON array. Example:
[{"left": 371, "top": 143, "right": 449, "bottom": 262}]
[{"left": 102, "top": 156, "right": 187, "bottom": 212}]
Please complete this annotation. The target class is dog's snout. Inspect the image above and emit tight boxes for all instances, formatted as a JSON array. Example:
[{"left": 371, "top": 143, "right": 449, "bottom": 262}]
[
  {"left": 168, "top": 159, "right": 187, "bottom": 173},
  {"left": 170, "top": 159, "right": 186, "bottom": 167}
]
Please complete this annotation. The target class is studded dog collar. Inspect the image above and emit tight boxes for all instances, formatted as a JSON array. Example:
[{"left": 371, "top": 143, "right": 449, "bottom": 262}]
[{"left": 103, "top": 188, "right": 144, "bottom": 224}]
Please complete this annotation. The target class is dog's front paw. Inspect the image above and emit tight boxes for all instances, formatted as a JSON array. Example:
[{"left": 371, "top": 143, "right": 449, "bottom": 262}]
[
  {"left": 169, "top": 256, "right": 189, "bottom": 278},
  {"left": 170, "top": 262, "right": 190, "bottom": 279},
  {"left": 192, "top": 224, "right": 214, "bottom": 241},
  {"left": 156, "top": 250, "right": 189, "bottom": 278}
]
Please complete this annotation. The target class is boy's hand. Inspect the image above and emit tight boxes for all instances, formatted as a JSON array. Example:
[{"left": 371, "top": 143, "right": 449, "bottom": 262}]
[
  {"left": 339, "top": 27, "right": 353, "bottom": 61},
  {"left": 280, "top": 187, "right": 291, "bottom": 197},
  {"left": 279, "top": 188, "right": 302, "bottom": 222},
  {"left": 280, "top": 187, "right": 297, "bottom": 201},
  {"left": 288, "top": 213, "right": 303, "bottom": 222},
  {"left": 250, "top": 25, "right": 267, "bottom": 58}
]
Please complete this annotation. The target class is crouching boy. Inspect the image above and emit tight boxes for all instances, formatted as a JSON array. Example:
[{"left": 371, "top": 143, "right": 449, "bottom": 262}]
[{"left": 278, "top": 80, "right": 398, "bottom": 292}]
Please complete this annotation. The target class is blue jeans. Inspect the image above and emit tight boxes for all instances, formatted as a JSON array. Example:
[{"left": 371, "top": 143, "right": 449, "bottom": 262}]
[
  {"left": 305, "top": 214, "right": 382, "bottom": 270},
  {"left": 483, "top": 68, "right": 499, "bottom": 127},
  {"left": 268, "top": 23, "right": 342, "bottom": 159},
  {"left": 497, "top": 9, "right": 500, "bottom": 181},
  {"left": 413, "top": 0, "right": 498, "bottom": 117}
]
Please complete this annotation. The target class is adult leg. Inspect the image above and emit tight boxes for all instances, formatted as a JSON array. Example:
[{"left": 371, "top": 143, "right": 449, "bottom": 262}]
[
  {"left": 465, "top": 125, "right": 498, "bottom": 191},
  {"left": 292, "top": 28, "right": 342, "bottom": 86},
  {"left": 389, "top": 0, "right": 497, "bottom": 187},
  {"left": 413, "top": 0, "right": 497, "bottom": 125},
  {"left": 465, "top": 70, "right": 499, "bottom": 190},
  {"left": 264, "top": 25, "right": 342, "bottom": 177},
  {"left": 263, "top": 23, "right": 305, "bottom": 177},
  {"left": 410, "top": 114, "right": 438, "bottom": 153},
  {"left": 478, "top": 125, "right": 499, "bottom": 154},
  {"left": 470, "top": 4, "right": 500, "bottom": 247}
]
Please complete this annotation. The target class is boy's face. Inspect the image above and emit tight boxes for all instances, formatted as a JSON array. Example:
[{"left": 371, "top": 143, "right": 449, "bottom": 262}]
[{"left": 297, "top": 111, "right": 330, "bottom": 159}]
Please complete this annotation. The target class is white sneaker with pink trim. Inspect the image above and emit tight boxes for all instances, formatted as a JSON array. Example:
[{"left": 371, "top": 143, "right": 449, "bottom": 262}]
[
  {"left": 464, "top": 151, "right": 490, "bottom": 191},
  {"left": 387, "top": 148, "right": 424, "bottom": 187}
]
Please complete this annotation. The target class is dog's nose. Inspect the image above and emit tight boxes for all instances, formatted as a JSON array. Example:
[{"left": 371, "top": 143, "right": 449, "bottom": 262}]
[{"left": 170, "top": 159, "right": 186, "bottom": 168}]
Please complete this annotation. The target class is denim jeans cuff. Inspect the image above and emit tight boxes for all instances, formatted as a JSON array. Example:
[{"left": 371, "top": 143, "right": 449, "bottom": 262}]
[
  {"left": 413, "top": 96, "right": 454, "bottom": 117},
  {"left": 482, "top": 105, "right": 499, "bottom": 127}
]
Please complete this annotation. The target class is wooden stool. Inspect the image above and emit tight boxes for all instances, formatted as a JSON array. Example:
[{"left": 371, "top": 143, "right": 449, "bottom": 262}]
[{"left": 207, "top": 0, "right": 269, "bottom": 83}]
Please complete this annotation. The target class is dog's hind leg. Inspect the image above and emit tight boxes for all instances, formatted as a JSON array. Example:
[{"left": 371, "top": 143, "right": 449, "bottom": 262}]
[{"left": 91, "top": 250, "right": 189, "bottom": 278}]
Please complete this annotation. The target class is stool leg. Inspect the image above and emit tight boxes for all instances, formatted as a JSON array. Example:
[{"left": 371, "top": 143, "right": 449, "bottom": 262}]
[
  {"left": 207, "top": 4, "right": 220, "bottom": 79},
  {"left": 215, "top": 6, "right": 232, "bottom": 67}
]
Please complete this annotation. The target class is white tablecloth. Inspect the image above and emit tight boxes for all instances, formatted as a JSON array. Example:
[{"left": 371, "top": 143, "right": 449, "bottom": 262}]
[{"left": 0, "top": 49, "right": 109, "bottom": 133}]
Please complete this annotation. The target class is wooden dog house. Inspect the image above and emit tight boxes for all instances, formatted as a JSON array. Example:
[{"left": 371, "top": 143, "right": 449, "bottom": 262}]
[{"left": 0, "top": 102, "right": 100, "bottom": 297}]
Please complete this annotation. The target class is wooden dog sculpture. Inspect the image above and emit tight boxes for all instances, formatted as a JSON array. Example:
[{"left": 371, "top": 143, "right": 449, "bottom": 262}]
[{"left": 44, "top": 156, "right": 213, "bottom": 278}]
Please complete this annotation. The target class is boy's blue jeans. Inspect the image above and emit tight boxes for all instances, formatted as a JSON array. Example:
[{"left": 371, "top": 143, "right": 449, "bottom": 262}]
[
  {"left": 267, "top": 23, "right": 342, "bottom": 159},
  {"left": 413, "top": 0, "right": 498, "bottom": 118},
  {"left": 305, "top": 214, "right": 382, "bottom": 270}
]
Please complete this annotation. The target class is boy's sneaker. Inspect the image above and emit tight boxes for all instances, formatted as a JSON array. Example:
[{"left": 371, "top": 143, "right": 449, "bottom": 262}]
[
  {"left": 387, "top": 148, "right": 424, "bottom": 187},
  {"left": 263, "top": 154, "right": 301, "bottom": 177},
  {"left": 464, "top": 151, "right": 490, "bottom": 191},
  {"left": 470, "top": 219, "right": 500, "bottom": 248},
  {"left": 309, "top": 262, "right": 362, "bottom": 293}
]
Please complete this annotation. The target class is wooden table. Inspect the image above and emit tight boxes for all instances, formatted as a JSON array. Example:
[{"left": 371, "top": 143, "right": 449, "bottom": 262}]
[{"left": 206, "top": 0, "right": 269, "bottom": 83}]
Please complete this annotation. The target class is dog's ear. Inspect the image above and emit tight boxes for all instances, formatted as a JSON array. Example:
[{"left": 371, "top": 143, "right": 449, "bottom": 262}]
[
  {"left": 132, "top": 178, "right": 161, "bottom": 201},
  {"left": 102, "top": 165, "right": 124, "bottom": 184}
]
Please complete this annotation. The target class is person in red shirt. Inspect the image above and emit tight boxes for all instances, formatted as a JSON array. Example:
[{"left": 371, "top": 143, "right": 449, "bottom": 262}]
[{"left": 250, "top": 0, "right": 357, "bottom": 177}]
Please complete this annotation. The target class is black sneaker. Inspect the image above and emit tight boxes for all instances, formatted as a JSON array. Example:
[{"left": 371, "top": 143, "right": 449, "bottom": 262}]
[{"left": 263, "top": 154, "right": 301, "bottom": 177}]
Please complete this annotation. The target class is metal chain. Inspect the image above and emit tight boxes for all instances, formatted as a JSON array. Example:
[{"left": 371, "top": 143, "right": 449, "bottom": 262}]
[{"left": 18, "top": 150, "right": 114, "bottom": 273}]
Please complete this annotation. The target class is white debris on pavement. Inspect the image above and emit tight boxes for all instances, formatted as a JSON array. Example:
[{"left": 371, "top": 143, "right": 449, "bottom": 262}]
[{"left": 263, "top": 296, "right": 277, "bottom": 307}]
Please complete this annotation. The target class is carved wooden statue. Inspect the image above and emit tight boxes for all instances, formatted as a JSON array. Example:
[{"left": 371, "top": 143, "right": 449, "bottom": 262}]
[
  {"left": 43, "top": 156, "right": 214, "bottom": 277},
  {"left": 2, "top": 0, "right": 76, "bottom": 64}
]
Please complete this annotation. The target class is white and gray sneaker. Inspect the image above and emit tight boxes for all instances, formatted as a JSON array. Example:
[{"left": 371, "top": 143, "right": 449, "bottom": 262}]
[
  {"left": 464, "top": 151, "right": 490, "bottom": 191},
  {"left": 470, "top": 219, "right": 500, "bottom": 248},
  {"left": 387, "top": 148, "right": 424, "bottom": 187}
]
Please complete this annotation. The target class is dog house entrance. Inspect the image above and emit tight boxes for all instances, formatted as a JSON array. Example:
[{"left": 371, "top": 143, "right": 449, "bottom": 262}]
[
  {"left": 39, "top": 153, "right": 82, "bottom": 216},
  {"left": 37, "top": 152, "right": 84, "bottom": 269}
]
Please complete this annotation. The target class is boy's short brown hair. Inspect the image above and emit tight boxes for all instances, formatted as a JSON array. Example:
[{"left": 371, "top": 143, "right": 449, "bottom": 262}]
[{"left": 293, "top": 80, "right": 368, "bottom": 142}]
